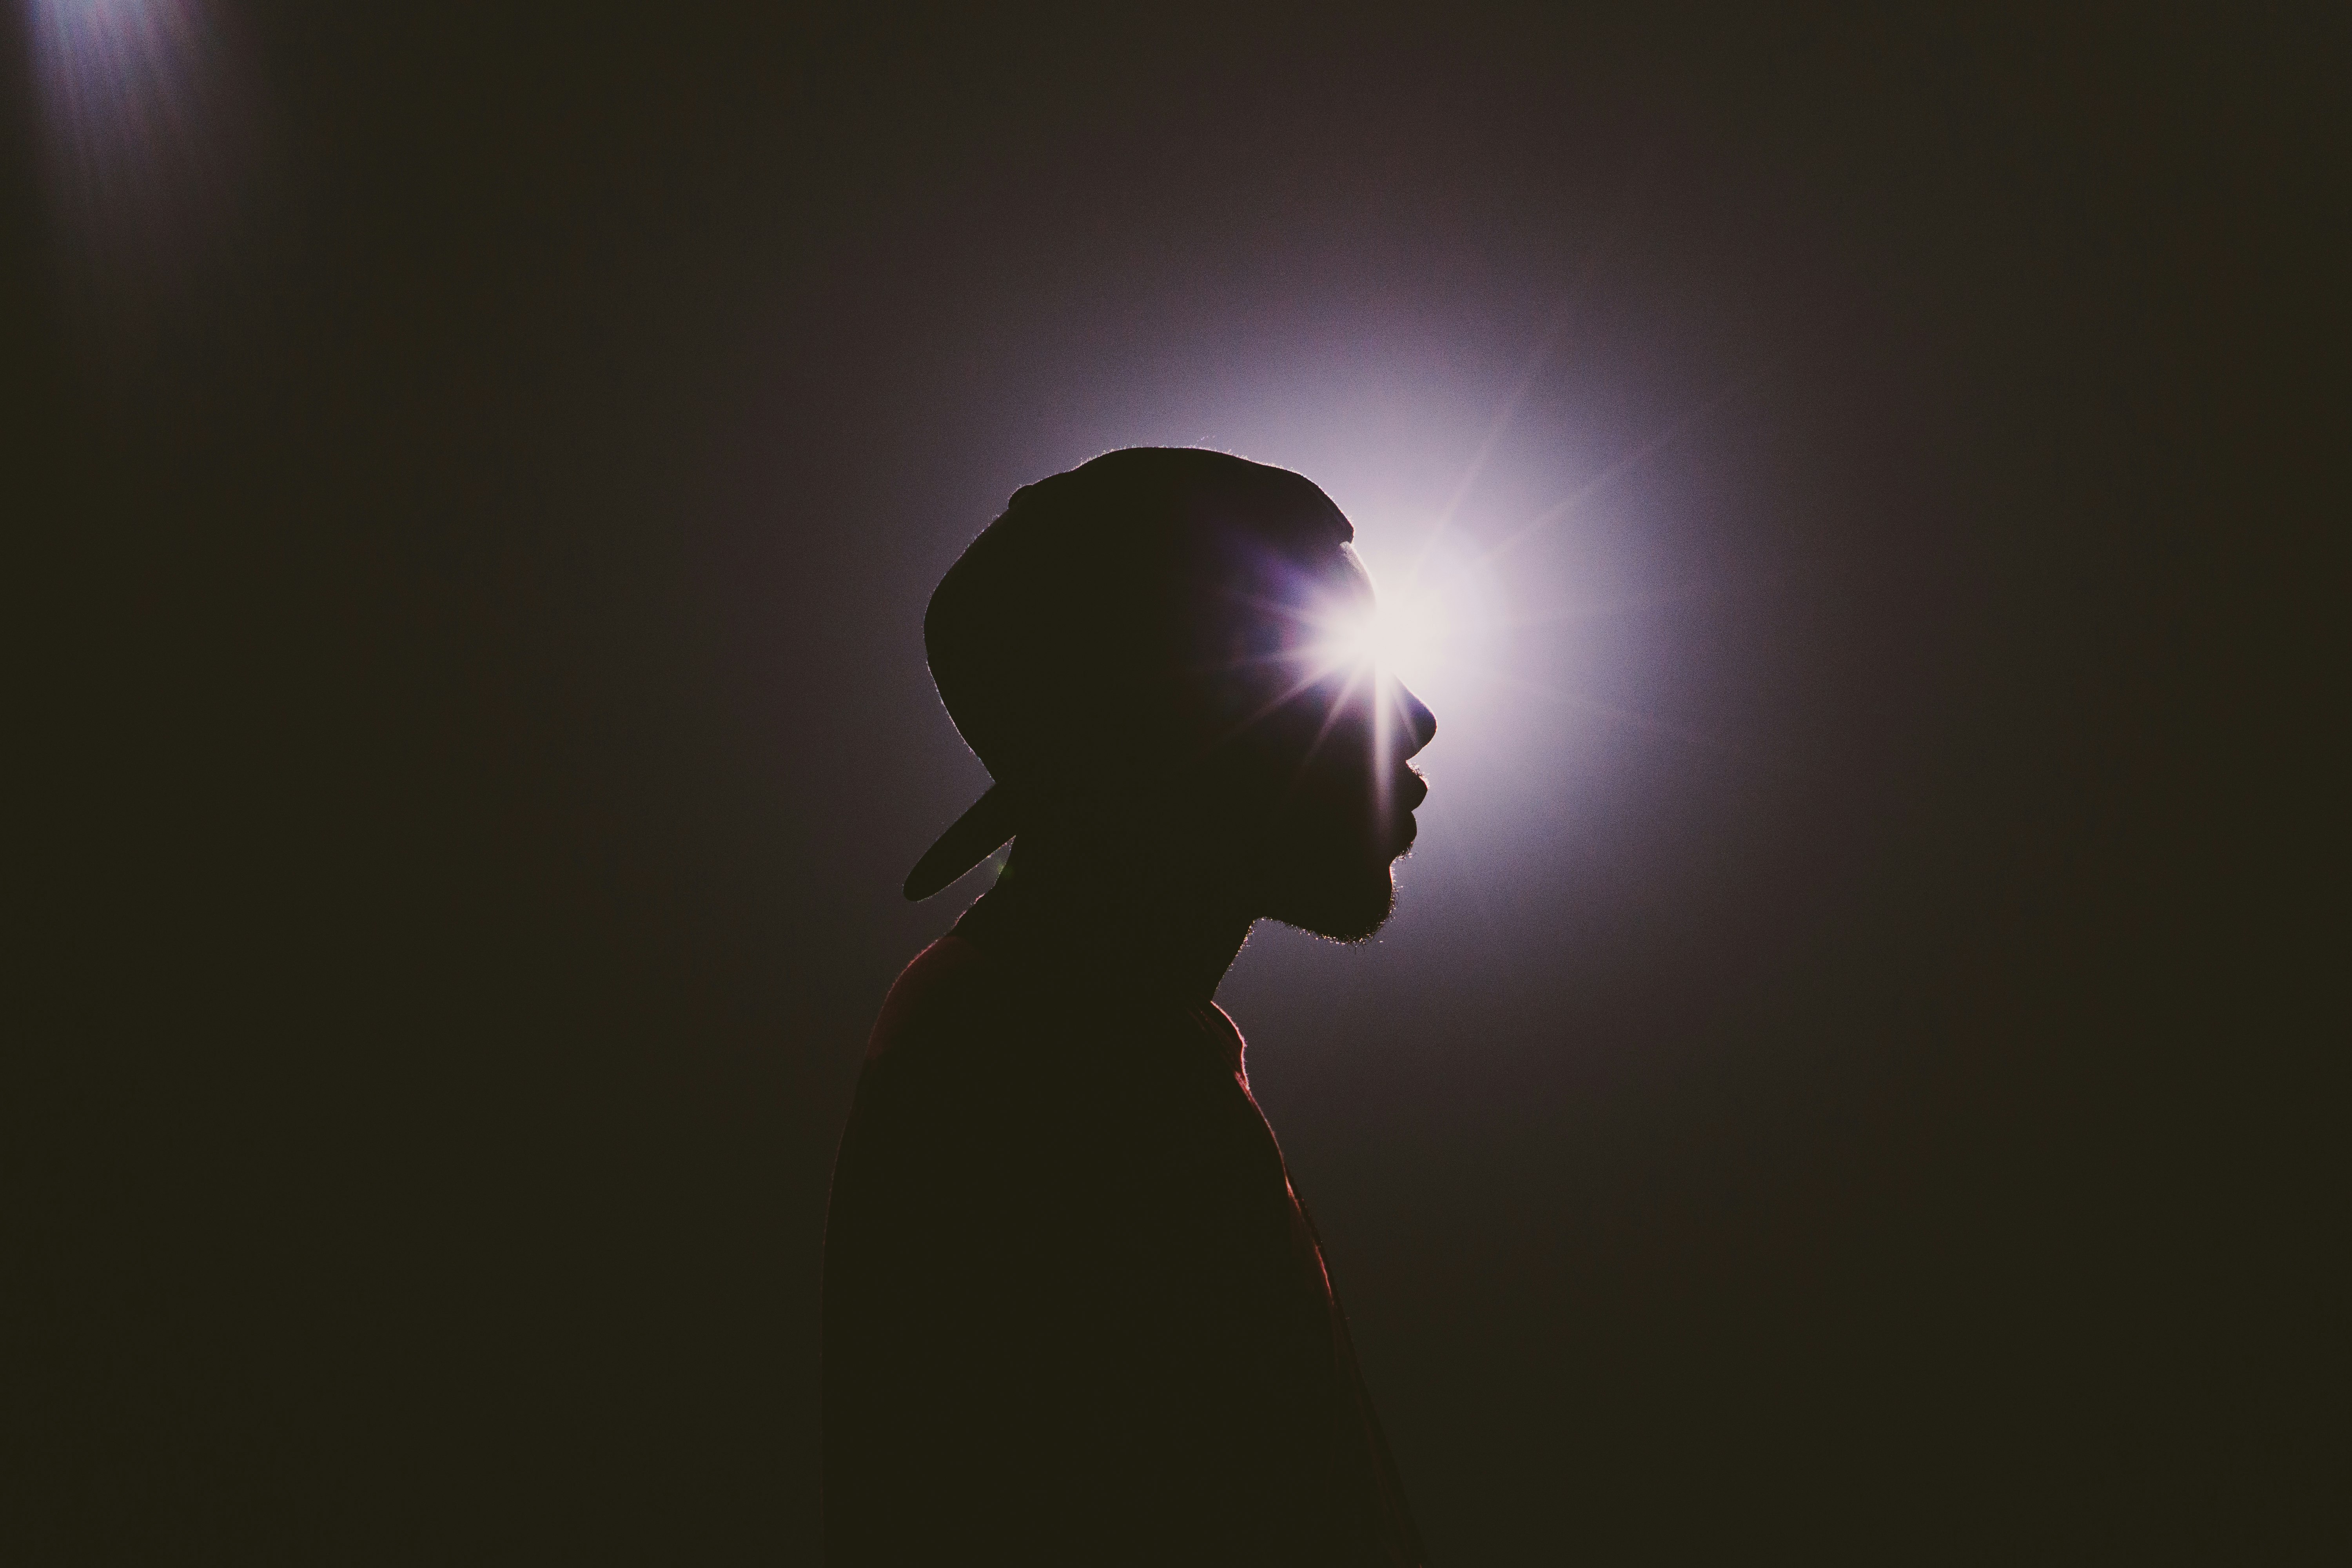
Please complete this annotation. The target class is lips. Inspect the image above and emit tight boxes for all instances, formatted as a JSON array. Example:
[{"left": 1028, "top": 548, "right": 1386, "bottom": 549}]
[{"left": 1390, "top": 770, "right": 1428, "bottom": 854}]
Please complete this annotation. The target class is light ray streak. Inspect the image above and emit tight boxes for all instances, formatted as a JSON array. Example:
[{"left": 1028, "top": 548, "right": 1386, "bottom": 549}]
[
  {"left": 1211, "top": 647, "right": 1326, "bottom": 673},
  {"left": 1211, "top": 662, "right": 1347, "bottom": 750},
  {"left": 1205, "top": 619, "right": 1382, "bottom": 678},
  {"left": 1499, "top": 582, "right": 1735, "bottom": 630},
  {"left": 1408, "top": 238, "right": 1619, "bottom": 586},
  {"left": 1499, "top": 570, "right": 1818, "bottom": 632},
  {"left": 1283, "top": 666, "right": 1368, "bottom": 794},
  {"left": 1443, "top": 654, "right": 1826, "bottom": 780},
  {"left": 1405, "top": 322, "right": 1559, "bottom": 589},
  {"left": 1384, "top": 675, "right": 1426, "bottom": 737},
  {"left": 1436, "top": 233, "right": 1621, "bottom": 528},
  {"left": 1219, "top": 588, "right": 1335, "bottom": 628},
  {"left": 1477, "top": 377, "right": 1748, "bottom": 569},
  {"left": 1436, "top": 303, "right": 1574, "bottom": 526},
  {"left": 31, "top": 0, "right": 250, "bottom": 316}
]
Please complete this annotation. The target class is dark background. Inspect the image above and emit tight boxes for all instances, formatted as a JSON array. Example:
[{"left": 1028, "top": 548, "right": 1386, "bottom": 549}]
[{"left": 11, "top": 4, "right": 2339, "bottom": 1561}]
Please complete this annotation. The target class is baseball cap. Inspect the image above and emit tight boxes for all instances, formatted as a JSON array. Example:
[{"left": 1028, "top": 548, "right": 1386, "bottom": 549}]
[{"left": 904, "top": 448, "right": 1354, "bottom": 900}]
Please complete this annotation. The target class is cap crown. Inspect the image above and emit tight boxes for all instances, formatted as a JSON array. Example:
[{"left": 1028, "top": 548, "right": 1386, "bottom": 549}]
[{"left": 924, "top": 448, "right": 1353, "bottom": 797}]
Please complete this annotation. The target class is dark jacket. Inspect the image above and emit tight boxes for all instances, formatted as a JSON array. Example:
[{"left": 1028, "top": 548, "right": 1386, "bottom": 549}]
[{"left": 822, "top": 887, "right": 1423, "bottom": 1565}]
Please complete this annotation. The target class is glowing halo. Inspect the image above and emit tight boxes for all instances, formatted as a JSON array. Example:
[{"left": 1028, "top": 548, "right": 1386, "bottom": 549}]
[
  {"left": 1310, "top": 563, "right": 1445, "bottom": 692},
  {"left": 1295, "top": 521, "right": 1507, "bottom": 720}
]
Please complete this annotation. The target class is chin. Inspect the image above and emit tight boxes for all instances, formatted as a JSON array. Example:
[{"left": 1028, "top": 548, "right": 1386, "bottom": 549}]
[{"left": 1264, "top": 858, "right": 1399, "bottom": 943}]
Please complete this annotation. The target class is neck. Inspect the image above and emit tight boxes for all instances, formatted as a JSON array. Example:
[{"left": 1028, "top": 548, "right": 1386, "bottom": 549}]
[{"left": 992, "top": 828, "right": 1256, "bottom": 1004}]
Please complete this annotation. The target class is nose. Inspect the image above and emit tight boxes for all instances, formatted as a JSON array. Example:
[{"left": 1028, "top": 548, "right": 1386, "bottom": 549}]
[{"left": 1394, "top": 681, "right": 1437, "bottom": 759}]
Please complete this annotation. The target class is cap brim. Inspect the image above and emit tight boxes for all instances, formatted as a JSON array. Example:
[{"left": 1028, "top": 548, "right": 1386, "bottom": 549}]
[{"left": 902, "top": 782, "right": 1020, "bottom": 901}]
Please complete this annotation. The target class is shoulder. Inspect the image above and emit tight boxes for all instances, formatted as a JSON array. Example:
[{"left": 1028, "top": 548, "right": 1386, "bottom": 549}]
[{"left": 865, "top": 935, "right": 998, "bottom": 1062}]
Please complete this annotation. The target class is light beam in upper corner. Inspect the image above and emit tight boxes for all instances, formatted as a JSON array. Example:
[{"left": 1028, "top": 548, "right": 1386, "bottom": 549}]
[{"left": 29, "top": 0, "right": 247, "bottom": 305}]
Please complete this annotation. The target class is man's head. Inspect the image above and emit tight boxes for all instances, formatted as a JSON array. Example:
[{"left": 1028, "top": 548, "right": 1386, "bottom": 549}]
[{"left": 908, "top": 448, "right": 1436, "bottom": 940}]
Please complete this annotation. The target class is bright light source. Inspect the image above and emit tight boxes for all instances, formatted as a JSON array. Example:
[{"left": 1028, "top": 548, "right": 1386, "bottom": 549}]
[
  {"left": 1317, "top": 577, "right": 1445, "bottom": 691},
  {"left": 1290, "top": 523, "right": 1503, "bottom": 714}
]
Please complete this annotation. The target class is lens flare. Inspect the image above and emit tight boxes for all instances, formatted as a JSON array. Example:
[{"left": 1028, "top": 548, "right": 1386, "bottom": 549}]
[
  {"left": 30, "top": 0, "right": 246, "bottom": 309},
  {"left": 1316, "top": 575, "right": 1443, "bottom": 691},
  {"left": 1306, "top": 524, "right": 1503, "bottom": 724}
]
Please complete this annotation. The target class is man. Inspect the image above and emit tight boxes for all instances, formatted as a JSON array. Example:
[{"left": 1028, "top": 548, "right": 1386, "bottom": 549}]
[{"left": 822, "top": 448, "right": 1437, "bottom": 1564}]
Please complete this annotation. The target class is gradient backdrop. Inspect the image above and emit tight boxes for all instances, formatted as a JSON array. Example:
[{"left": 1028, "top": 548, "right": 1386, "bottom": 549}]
[{"left": 13, "top": 4, "right": 2336, "bottom": 1561}]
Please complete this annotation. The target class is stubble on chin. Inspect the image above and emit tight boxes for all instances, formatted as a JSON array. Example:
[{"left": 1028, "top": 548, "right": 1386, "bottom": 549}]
[{"left": 1267, "top": 860, "right": 1398, "bottom": 944}]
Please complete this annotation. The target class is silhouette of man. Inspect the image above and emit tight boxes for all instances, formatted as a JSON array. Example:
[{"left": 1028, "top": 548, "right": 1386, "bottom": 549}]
[{"left": 823, "top": 448, "right": 1437, "bottom": 1565}]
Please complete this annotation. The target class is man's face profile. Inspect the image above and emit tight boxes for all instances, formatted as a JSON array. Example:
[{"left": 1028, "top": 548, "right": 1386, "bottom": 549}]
[
  {"left": 911, "top": 448, "right": 1437, "bottom": 940},
  {"left": 1198, "top": 534, "right": 1439, "bottom": 942}
]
